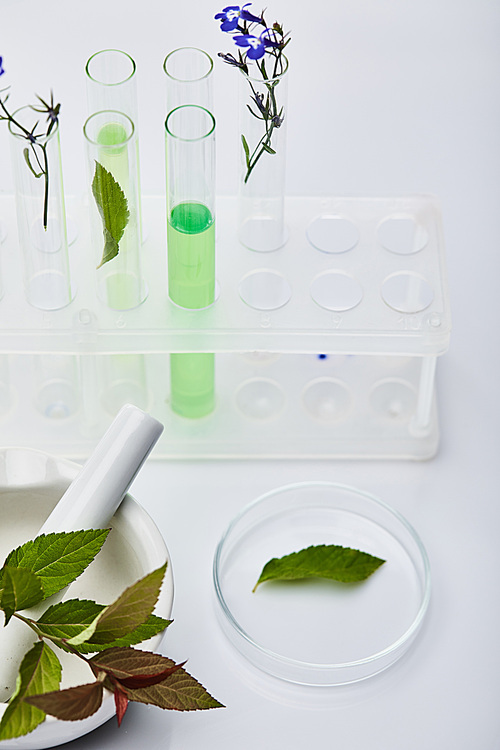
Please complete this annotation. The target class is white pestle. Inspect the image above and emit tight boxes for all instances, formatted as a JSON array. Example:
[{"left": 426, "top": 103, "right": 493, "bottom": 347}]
[{"left": 0, "top": 404, "right": 164, "bottom": 701}]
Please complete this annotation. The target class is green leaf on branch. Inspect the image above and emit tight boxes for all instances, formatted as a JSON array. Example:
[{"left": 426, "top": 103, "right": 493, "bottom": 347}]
[
  {"left": 35, "top": 598, "right": 170, "bottom": 652},
  {"left": 25, "top": 682, "right": 104, "bottom": 723},
  {"left": 253, "top": 544, "right": 386, "bottom": 591},
  {"left": 246, "top": 104, "right": 265, "bottom": 121},
  {"left": 0, "top": 567, "right": 44, "bottom": 624},
  {"left": 241, "top": 134, "right": 250, "bottom": 168},
  {"left": 90, "top": 647, "right": 224, "bottom": 711},
  {"left": 0, "top": 642, "right": 62, "bottom": 740},
  {"left": 23, "top": 147, "right": 43, "bottom": 178},
  {"left": 90, "top": 563, "right": 167, "bottom": 645},
  {"left": 1, "top": 529, "right": 110, "bottom": 600},
  {"left": 92, "top": 161, "right": 130, "bottom": 268},
  {"left": 34, "top": 598, "right": 103, "bottom": 649},
  {"left": 262, "top": 143, "right": 276, "bottom": 155},
  {"left": 81, "top": 614, "right": 171, "bottom": 653}
]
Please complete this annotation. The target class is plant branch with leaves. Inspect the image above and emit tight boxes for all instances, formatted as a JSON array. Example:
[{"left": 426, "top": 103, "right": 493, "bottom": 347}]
[
  {"left": 0, "top": 87, "right": 61, "bottom": 231},
  {"left": 215, "top": 4, "right": 290, "bottom": 183},
  {"left": 0, "top": 529, "right": 222, "bottom": 741}
]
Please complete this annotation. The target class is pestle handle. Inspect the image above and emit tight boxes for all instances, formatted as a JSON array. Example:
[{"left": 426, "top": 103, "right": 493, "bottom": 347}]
[
  {"left": 0, "top": 404, "right": 164, "bottom": 700},
  {"left": 39, "top": 403, "right": 164, "bottom": 534}
]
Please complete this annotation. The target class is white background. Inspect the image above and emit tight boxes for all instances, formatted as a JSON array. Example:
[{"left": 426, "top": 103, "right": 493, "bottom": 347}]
[{"left": 1, "top": 0, "right": 500, "bottom": 747}]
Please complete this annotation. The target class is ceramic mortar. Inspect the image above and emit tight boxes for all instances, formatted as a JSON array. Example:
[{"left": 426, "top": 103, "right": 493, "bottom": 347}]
[{"left": 0, "top": 447, "right": 174, "bottom": 750}]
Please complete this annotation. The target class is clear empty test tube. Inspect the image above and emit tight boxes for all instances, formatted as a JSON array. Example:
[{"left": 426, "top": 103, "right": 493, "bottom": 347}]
[
  {"left": 163, "top": 47, "right": 214, "bottom": 113},
  {"left": 85, "top": 49, "right": 144, "bottom": 241},
  {"left": 165, "top": 105, "right": 216, "bottom": 418}
]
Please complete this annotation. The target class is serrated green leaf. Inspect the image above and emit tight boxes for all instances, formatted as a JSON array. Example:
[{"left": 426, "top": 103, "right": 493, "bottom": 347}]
[
  {"left": 92, "top": 161, "right": 130, "bottom": 268},
  {"left": 35, "top": 598, "right": 170, "bottom": 653},
  {"left": 90, "top": 563, "right": 167, "bottom": 645},
  {"left": 83, "top": 614, "right": 171, "bottom": 653},
  {"left": 25, "top": 682, "right": 104, "bottom": 722},
  {"left": 253, "top": 544, "right": 386, "bottom": 591},
  {"left": 1, "top": 529, "right": 109, "bottom": 600},
  {"left": 0, "top": 567, "right": 44, "bottom": 623},
  {"left": 0, "top": 642, "right": 62, "bottom": 740},
  {"left": 35, "top": 598, "right": 105, "bottom": 645},
  {"left": 90, "top": 647, "right": 223, "bottom": 711}
]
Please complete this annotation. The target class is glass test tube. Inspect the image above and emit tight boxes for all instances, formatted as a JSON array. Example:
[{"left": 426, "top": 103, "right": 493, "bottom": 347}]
[
  {"left": 86, "top": 49, "right": 144, "bottom": 241},
  {"left": 84, "top": 110, "right": 145, "bottom": 310},
  {"left": 8, "top": 107, "right": 73, "bottom": 310},
  {"left": 165, "top": 105, "right": 216, "bottom": 418},
  {"left": 163, "top": 47, "right": 214, "bottom": 112}
]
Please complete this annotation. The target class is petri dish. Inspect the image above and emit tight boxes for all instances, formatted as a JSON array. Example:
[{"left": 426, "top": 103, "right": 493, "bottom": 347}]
[{"left": 213, "top": 482, "right": 430, "bottom": 686}]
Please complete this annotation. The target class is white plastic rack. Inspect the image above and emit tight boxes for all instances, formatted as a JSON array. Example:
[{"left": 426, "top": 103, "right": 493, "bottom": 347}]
[{"left": 0, "top": 194, "right": 451, "bottom": 459}]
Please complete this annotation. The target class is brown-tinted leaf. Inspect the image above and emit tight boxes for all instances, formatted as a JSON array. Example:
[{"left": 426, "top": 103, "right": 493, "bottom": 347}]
[
  {"left": 90, "top": 647, "right": 223, "bottom": 711},
  {"left": 113, "top": 685, "right": 129, "bottom": 727},
  {"left": 25, "top": 682, "right": 104, "bottom": 722},
  {"left": 119, "top": 661, "right": 185, "bottom": 689},
  {"left": 90, "top": 646, "right": 178, "bottom": 680},
  {"left": 91, "top": 564, "right": 167, "bottom": 644},
  {"left": 124, "top": 665, "right": 224, "bottom": 711}
]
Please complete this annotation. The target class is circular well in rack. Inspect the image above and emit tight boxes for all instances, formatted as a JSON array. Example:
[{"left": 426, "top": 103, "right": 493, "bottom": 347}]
[{"left": 213, "top": 482, "right": 430, "bottom": 686}]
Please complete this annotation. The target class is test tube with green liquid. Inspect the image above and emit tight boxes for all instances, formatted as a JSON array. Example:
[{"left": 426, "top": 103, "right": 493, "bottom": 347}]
[
  {"left": 86, "top": 49, "right": 144, "bottom": 243},
  {"left": 165, "top": 105, "right": 216, "bottom": 418},
  {"left": 84, "top": 110, "right": 145, "bottom": 310}
]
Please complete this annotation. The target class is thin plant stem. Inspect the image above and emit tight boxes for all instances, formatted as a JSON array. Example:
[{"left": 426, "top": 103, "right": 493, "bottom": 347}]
[
  {"left": 0, "top": 88, "right": 59, "bottom": 230},
  {"left": 216, "top": 6, "right": 290, "bottom": 185}
]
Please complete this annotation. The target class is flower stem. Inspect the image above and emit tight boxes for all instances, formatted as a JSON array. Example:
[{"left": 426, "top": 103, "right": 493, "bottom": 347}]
[{"left": 242, "top": 76, "right": 281, "bottom": 183}]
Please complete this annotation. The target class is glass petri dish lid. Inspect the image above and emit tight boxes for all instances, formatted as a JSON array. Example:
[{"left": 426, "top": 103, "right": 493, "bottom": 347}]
[{"left": 213, "top": 482, "right": 430, "bottom": 686}]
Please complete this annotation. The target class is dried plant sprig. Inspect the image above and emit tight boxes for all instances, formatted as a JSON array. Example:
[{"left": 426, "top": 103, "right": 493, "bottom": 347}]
[
  {"left": 0, "top": 82, "right": 61, "bottom": 230},
  {"left": 215, "top": 4, "right": 291, "bottom": 183}
]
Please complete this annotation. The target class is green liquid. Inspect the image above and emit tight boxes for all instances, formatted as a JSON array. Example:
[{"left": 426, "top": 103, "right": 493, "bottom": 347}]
[
  {"left": 97, "top": 122, "right": 128, "bottom": 152},
  {"left": 170, "top": 353, "right": 215, "bottom": 419},
  {"left": 167, "top": 202, "right": 215, "bottom": 418},
  {"left": 167, "top": 201, "right": 215, "bottom": 309}
]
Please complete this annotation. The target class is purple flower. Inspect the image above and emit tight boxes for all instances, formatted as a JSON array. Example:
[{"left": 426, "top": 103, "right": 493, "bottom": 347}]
[
  {"left": 233, "top": 28, "right": 281, "bottom": 60},
  {"left": 0, "top": 57, "right": 5, "bottom": 77},
  {"left": 215, "top": 4, "right": 261, "bottom": 32}
]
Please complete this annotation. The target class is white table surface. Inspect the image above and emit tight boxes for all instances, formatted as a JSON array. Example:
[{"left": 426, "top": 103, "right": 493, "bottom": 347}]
[{"left": 2, "top": 0, "right": 500, "bottom": 747}]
